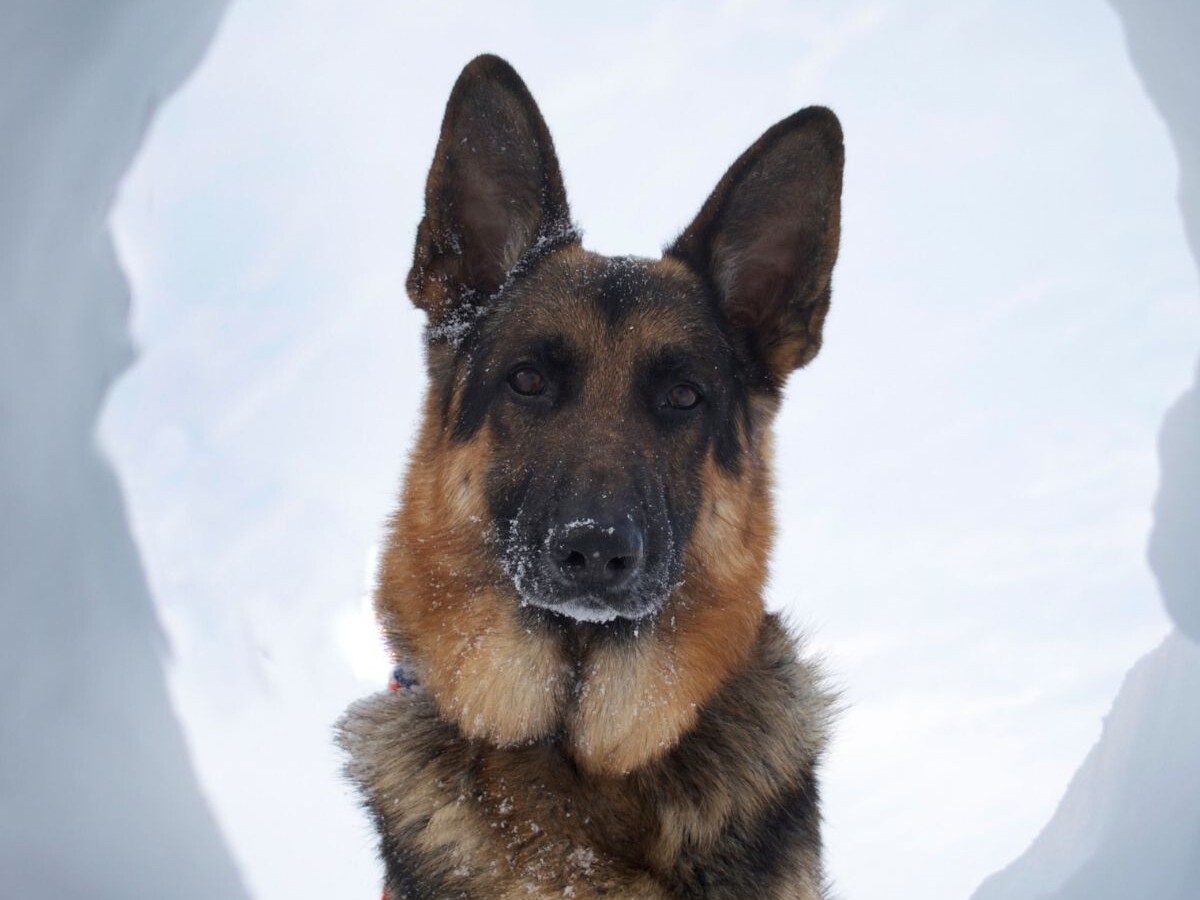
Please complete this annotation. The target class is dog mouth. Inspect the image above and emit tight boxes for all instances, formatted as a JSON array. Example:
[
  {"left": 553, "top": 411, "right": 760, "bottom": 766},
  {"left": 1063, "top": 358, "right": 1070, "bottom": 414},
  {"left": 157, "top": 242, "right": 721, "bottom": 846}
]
[
  {"left": 529, "top": 594, "right": 646, "bottom": 624},
  {"left": 508, "top": 576, "right": 670, "bottom": 624}
]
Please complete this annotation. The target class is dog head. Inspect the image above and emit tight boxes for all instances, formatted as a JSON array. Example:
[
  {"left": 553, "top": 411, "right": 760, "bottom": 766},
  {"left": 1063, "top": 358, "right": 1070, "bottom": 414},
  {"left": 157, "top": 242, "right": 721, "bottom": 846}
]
[{"left": 377, "top": 55, "right": 842, "bottom": 771}]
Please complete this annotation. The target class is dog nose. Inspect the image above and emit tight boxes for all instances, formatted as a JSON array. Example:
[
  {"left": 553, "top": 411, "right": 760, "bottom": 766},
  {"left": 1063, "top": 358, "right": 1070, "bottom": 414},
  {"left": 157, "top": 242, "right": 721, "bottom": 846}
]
[{"left": 548, "top": 519, "right": 644, "bottom": 591}]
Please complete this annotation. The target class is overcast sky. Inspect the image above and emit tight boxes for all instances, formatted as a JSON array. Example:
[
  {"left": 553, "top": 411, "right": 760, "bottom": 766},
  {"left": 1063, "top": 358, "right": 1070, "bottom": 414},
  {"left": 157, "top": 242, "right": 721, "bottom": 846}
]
[{"left": 102, "top": 2, "right": 1198, "bottom": 898}]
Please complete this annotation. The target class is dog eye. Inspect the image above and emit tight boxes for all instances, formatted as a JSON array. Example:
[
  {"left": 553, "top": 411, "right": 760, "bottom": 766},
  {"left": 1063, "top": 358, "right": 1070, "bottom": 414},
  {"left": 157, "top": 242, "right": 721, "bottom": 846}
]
[
  {"left": 666, "top": 383, "right": 702, "bottom": 410},
  {"left": 508, "top": 366, "right": 546, "bottom": 396}
]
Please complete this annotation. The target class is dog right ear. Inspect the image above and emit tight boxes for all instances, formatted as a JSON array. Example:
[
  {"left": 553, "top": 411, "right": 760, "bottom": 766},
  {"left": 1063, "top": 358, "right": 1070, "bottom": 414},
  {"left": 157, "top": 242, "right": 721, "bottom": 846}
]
[{"left": 407, "top": 55, "right": 575, "bottom": 323}]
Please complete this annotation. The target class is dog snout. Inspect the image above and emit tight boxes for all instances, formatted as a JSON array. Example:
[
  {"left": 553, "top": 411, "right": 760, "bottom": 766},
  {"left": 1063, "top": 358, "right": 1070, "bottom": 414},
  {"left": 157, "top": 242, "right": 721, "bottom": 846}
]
[{"left": 547, "top": 518, "right": 644, "bottom": 592}]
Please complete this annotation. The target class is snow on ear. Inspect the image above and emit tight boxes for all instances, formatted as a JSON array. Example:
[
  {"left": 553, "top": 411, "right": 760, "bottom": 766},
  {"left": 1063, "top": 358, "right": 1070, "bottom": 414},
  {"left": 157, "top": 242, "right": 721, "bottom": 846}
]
[
  {"left": 668, "top": 107, "right": 844, "bottom": 383},
  {"left": 407, "top": 54, "right": 575, "bottom": 323}
]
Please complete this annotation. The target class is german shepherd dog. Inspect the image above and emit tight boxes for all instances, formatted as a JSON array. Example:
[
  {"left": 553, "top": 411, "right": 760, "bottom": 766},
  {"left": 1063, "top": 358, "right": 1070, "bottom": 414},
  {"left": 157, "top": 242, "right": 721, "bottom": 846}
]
[{"left": 338, "top": 54, "right": 844, "bottom": 899}]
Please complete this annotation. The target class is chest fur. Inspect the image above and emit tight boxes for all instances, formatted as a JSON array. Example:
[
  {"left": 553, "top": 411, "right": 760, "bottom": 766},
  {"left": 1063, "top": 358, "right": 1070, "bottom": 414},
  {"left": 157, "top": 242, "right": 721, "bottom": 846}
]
[{"left": 338, "top": 617, "right": 830, "bottom": 900}]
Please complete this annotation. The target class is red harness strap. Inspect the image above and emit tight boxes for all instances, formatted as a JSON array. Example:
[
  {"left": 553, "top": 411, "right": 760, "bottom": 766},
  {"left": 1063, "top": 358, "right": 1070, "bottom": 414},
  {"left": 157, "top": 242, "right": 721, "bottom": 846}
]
[{"left": 387, "top": 663, "right": 420, "bottom": 694}]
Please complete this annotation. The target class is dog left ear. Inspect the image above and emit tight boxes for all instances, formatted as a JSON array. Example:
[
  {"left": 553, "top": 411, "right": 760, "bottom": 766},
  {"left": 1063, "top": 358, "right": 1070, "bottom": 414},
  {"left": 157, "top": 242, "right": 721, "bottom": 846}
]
[
  {"left": 407, "top": 55, "right": 575, "bottom": 323},
  {"left": 668, "top": 107, "right": 844, "bottom": 384}
]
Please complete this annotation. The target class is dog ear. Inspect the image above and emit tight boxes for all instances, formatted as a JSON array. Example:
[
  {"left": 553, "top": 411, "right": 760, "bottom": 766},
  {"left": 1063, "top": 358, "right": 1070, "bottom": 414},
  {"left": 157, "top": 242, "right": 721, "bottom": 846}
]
[
  {"left": 668, "top": 107, "right": 843, "bottom": 383},
  {"left": 407, "top": 55, "right": 575, "bottom": 322}
]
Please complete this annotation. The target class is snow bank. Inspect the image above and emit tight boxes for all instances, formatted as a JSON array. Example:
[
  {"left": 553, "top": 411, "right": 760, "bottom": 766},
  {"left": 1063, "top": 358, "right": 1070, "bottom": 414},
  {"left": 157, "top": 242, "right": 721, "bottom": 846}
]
[
  {"left": 971, "top": 632, "right": 1200, "bottom": 900},
  {"left": 1115, "top": 0, "right": 1200, "bottom": 643},
  {"left": 0, "top": 2, "right": 249, "bottom": 897}
]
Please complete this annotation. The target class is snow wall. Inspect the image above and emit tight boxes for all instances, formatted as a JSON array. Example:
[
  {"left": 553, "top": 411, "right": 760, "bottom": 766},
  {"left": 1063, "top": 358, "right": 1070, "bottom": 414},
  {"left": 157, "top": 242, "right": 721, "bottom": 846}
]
[{"left": 0, "top": 3, "right": 250, "bottom": 898}]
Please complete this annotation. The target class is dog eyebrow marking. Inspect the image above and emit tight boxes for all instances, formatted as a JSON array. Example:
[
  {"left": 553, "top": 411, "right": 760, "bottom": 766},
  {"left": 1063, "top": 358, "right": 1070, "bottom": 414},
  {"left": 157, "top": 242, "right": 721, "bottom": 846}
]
[
  {"left": 640, "top": 345, "right": 706, "bottom": 382},
  {"left": 513, "top": 333, "right": 576, "bottom": 373}
]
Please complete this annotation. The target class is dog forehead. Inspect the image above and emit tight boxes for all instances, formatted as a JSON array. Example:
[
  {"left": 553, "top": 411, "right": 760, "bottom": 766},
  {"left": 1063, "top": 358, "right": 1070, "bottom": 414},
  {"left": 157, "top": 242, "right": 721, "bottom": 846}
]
[{"left": 499, "top": 248, "right": 714, "bottom": 360}]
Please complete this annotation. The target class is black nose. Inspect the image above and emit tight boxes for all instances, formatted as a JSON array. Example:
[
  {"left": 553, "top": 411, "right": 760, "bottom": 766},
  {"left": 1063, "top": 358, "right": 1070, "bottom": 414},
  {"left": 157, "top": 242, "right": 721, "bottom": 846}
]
[{"left": 547, "top": 519, "right": 644, "bottom": 592}]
